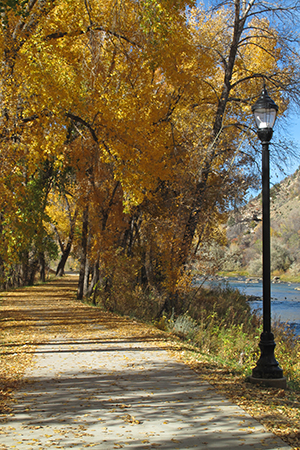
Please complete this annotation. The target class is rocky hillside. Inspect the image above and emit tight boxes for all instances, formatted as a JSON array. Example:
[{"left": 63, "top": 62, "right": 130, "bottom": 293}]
[{"left": 220, "top": 167, "right": 300, "bottom": 277}]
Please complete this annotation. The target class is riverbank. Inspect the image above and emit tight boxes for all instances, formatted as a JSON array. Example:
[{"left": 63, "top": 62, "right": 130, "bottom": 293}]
[
  {"left": 204, "top": 275, "right": 300, "bottom": 335},
  {"left": 218, "top": 271, "right": 300, "bottom": 284}
]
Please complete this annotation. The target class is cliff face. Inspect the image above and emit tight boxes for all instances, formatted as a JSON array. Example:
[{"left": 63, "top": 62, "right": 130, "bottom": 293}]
[{"left": 223, "top": 168, "right": 300, "bottom": 276}]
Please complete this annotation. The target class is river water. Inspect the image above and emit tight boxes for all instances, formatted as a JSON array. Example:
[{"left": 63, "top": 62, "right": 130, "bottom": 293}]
[{"left": 205, "top": 277, "right": 300, "bottom": 336}]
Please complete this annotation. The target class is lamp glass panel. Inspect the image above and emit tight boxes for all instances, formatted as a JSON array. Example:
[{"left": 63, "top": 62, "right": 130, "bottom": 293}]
[{"left": 254, "top": 108, "right": 277, "bottom": 129}]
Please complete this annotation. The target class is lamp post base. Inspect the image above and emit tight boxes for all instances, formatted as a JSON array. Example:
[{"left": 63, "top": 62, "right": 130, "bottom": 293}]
[
  {"left": 249, "top": 376, "right": 286, "bottom": 389},
  {"left": 250, "top": 331, "right": 286, "bottom": 388}
]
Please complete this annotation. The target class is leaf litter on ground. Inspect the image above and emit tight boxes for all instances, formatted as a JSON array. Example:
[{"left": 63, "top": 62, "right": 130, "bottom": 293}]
[{"left": 0, "top": 275, "right": 299, "bottom": 449}]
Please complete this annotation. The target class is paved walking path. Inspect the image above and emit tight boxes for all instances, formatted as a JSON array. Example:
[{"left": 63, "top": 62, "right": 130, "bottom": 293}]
[{"left": 0, "top": 277, "right": 291, "bottom": 449}]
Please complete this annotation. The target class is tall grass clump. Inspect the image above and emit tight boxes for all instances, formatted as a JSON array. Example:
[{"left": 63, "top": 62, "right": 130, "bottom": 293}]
[
  {"left": 167, "top": 284, "right": 262, "bottom": 374},
  {"left": 271, "top": 319, "right": 300, "bottom": 391}
]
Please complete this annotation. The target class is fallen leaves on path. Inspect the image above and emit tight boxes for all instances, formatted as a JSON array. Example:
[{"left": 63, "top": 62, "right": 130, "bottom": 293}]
[
  {"left": 173, "top": 348, "right": 300, "bottom": 450},
  {"left": 1, "top": 276, "right": 300, "bottom": 449},
  {"left": 0, "top": 276, "right": 164, "bottom": 417}
]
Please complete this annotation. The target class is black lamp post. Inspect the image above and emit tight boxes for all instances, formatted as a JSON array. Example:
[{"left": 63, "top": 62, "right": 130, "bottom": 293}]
[{"left": 249, "top": 86, "right": 286, "bottom": 388}]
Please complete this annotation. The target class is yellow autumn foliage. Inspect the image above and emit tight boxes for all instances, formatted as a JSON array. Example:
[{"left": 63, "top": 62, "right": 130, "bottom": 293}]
[{"left": 0, "top": 0, "right": 298, "bottom": 294}]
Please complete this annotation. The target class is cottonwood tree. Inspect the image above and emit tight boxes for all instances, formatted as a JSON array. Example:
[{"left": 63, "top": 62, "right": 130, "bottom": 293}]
[
  {"left": 174, "top": 0, "right": 300, "bottom": 273},
  {"left": 128, "top": 0, "right": 300, "bottom": 305}
]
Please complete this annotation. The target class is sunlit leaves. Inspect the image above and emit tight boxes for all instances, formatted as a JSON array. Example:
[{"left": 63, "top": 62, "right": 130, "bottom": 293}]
[{"left": 0, "top": 0, "right": 299, "bottom": 291}]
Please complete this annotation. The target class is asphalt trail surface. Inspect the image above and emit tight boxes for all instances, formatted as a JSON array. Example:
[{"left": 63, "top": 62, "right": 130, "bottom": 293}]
[{"left": 0, "top": 277, "right": 291, "bottom": 449}]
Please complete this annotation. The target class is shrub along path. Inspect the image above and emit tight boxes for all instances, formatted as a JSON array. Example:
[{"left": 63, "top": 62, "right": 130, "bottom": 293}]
[{"left": 0, "top": 276, "right": 295, "bottom": 449}]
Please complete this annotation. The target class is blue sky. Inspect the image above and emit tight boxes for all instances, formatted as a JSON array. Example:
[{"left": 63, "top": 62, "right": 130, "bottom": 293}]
[
  {"left": 246, "top": 113, "right": 300, "bottom": 200},
  {"left": 271, "top": 114, "right": 300, "bottom": 185},
  {"left": 246, "top": 116, "right": 300, "bottom": 201}
]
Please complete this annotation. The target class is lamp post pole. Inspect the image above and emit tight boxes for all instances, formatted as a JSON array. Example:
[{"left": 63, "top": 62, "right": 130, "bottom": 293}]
[
  {"left": 249, "top": 86, "right": 286, "bottom": 389},
  {"left": 262, "top": 139, "right": 271, "bottom": 336}
]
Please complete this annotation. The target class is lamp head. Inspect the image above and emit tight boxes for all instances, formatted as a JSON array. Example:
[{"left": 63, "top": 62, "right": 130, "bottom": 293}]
[{"left": 252, "top": 86, "right": 278, "bottom": 143}]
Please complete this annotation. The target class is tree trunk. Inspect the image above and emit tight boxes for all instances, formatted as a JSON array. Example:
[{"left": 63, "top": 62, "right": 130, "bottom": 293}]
[
  {"left": 22, "top": 251, "right": 30, "bottom": 286},
  {"left": 143, "top": 244, "right": 154, "bottom": 286},
  {"left": 28, "top": 259, "right": 39, "bottom": 285},
  {"left": 177, "top": 2, "right": 248, "bottom": 273},
  {"left": 0, "top": 213, "right": 5, "bottom": 289},
  {"left": 77, "top": 205, "right": 89, "bottom": 300},
  {"left": 56, "top": 241, "right": 72, "bottom": 276},
  {"left": 55, "top": 207, "right": 78, "bottom": 276},
  {"left": 83, "top": 257, "right": 90, "bottom": 297},
  {"left": 87, "top": 259, "right": 100, "bottom": 303},
  {"left": 39, "top": 252, "right": 46, "bottom": 282}
]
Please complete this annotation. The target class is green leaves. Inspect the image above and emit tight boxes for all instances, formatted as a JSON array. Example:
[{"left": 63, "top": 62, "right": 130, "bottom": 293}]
[{"left": 0, "top": 0, "right": 29, "bottom": 14}]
